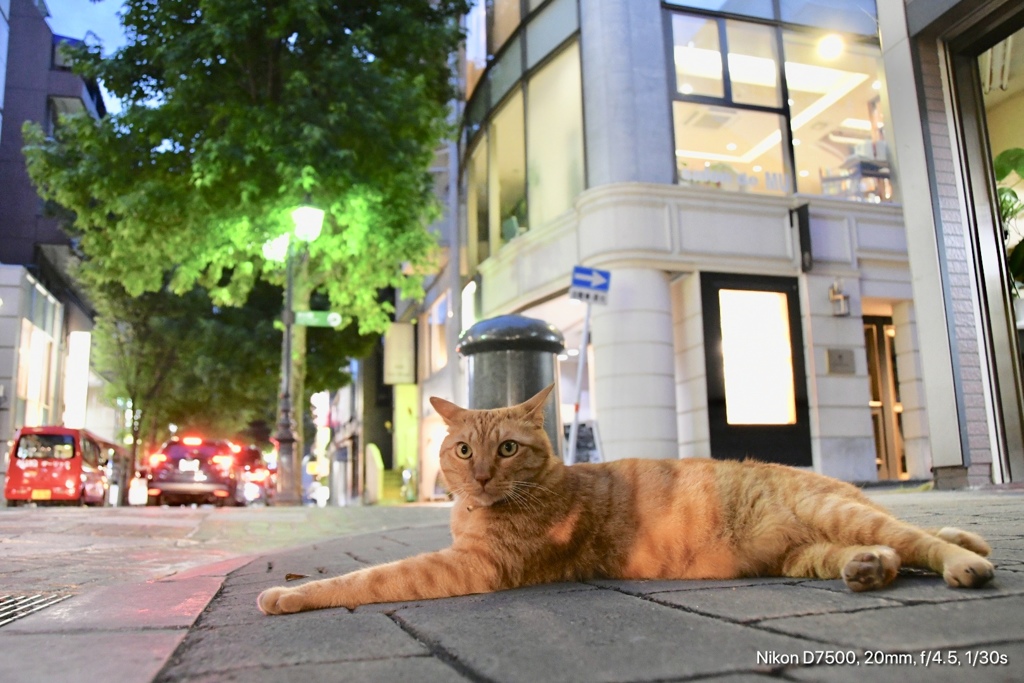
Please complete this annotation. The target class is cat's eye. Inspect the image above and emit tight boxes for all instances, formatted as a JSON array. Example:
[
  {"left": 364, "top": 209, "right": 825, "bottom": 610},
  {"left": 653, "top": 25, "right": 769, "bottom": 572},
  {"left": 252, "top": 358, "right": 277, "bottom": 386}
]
[
  {"left": 455, "top": 442, "right": 473, "bottom": 460},
  {"left": 498, "top": 440, "right": 519, "bottom": 458}
]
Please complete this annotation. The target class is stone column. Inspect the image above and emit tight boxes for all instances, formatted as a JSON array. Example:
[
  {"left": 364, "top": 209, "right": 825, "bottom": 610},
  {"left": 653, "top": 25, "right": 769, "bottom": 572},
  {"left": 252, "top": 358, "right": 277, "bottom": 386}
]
[
  {"left": 590, "top": 267, "right": 678, "bottom": 460},
  {"left": 580, "top": 0, "right": 674, "bottom": 186}
]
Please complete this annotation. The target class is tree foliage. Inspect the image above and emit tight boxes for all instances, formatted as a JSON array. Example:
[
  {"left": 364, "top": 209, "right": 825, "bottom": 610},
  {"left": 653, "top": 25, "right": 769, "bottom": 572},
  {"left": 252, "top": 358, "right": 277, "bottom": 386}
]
[
  {"left": 91, "top": 279, "right": 376, "bottom": 454},
  {"left": 23, "top": 0, "right": 468, "bottom": 333}
]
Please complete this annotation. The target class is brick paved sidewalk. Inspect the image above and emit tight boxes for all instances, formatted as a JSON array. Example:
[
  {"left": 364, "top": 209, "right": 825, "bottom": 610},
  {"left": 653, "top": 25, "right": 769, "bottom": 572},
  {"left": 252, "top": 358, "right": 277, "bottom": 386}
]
[{"left": 151, "top": 489, "right": 1024, "bottom": 683}]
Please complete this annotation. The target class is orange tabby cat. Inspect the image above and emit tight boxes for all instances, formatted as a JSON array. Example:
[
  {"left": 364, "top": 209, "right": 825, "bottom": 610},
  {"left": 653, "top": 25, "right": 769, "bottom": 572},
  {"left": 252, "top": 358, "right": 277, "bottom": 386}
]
[{"left": 258, "top": 385, "right": 993, "bottom": 615}]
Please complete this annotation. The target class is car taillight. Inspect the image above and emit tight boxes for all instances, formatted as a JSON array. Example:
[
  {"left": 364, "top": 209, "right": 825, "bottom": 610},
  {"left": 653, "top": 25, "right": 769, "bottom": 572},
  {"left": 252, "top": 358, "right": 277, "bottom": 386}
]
[
  {"left": 211, "top": 454, "right": 234, "bottom": 469},
  {"left": 251, "top": 468, "right": 270, "bottom": 483},
  {"left": 149, "top": 453, "right": 168, "bottom": 468}
]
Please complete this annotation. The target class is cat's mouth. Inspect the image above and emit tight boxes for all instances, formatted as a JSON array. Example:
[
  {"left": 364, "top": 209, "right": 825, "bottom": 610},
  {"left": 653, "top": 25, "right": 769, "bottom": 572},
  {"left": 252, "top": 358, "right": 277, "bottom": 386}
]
[{"left": 464, "top": 487, "right": 504, "bottom": 510}]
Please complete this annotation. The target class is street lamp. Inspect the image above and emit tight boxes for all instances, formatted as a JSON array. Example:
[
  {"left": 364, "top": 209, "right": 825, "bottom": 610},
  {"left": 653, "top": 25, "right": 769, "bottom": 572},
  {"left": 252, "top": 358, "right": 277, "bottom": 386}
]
[{"left": 265, "top": 202, "right": 325, "bottom": 505}]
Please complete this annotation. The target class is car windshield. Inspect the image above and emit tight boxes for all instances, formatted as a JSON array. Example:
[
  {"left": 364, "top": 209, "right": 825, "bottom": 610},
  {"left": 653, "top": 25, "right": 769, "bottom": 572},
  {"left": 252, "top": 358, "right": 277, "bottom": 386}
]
[
  {"left": 16, "top": 434, "right": 75, "bottom": 460},
  {"left": 164, "top": 443, "right": 221, "bottom": 460}
]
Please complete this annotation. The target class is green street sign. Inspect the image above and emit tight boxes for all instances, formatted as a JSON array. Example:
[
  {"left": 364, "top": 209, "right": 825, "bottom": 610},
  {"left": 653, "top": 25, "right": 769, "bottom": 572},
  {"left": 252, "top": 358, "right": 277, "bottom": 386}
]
[{"left": 294, "top": 311, "right": 343, "bottom": 328}]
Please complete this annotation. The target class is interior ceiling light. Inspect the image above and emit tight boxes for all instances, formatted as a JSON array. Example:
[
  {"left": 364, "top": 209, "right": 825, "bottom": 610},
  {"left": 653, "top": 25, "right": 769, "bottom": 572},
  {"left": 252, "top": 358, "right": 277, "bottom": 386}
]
[{"left": 817, "top": 34, "right": 845, "bottom": 60}]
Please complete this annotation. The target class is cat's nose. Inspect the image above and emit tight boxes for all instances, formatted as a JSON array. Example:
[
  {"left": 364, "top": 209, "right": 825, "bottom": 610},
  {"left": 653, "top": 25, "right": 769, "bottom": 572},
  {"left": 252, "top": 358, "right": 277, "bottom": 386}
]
[{"left": 475, "top": 473, "right": 491, "bottom": 488}]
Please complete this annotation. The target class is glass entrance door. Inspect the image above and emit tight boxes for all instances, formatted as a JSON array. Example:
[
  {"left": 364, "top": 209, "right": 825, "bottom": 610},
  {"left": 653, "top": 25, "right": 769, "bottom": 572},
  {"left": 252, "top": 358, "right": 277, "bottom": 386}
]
[{"left": 864, "top": 317, "right": 906, "bottom": 480}]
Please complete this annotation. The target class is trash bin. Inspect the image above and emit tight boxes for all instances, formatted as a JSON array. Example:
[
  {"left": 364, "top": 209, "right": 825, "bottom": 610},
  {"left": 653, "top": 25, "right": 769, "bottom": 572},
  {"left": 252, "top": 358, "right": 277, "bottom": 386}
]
[{"left": 457, "top": 314, "right": 565, "bottom": 457}]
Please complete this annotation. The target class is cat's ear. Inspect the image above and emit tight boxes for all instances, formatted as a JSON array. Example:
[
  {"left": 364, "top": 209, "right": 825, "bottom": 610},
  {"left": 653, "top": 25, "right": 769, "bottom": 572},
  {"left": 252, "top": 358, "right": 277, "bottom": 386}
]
[
  {"left": 429, "top": 396, "right": 465, "bottom": 425},
  {"left": 519, "top": 384, "right": 554, "bottom": 426}
]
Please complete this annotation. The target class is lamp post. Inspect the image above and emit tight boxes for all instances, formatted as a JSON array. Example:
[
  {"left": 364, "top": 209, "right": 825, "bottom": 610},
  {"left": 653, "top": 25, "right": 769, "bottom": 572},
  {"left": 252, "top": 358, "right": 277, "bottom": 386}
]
[{"left": 265, "top": 203, "right": 325, "bottom": 505}]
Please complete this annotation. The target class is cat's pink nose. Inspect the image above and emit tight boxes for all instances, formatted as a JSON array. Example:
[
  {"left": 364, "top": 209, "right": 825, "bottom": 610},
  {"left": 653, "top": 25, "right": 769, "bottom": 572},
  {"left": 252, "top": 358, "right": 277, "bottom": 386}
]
[{"left": 475, "top": 474, "right": 491, "bottom": 488}]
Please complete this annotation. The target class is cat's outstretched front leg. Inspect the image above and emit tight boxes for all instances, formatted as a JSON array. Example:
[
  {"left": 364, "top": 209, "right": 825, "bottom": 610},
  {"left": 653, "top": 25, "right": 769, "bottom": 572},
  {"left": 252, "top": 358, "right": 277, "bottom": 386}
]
[{"left": 258, "top": 547, "right": 501, "bottom": 615}]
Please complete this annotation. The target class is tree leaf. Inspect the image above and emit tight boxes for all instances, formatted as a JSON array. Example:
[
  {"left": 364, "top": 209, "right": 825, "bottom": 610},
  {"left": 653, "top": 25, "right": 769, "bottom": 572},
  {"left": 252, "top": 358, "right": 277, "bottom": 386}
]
[
  {"left": 1008, "top": 239, "right": 1024, "bottom": 283},
  {"left": 994, "top": 148, "right": 1024, "bottom": 183}
]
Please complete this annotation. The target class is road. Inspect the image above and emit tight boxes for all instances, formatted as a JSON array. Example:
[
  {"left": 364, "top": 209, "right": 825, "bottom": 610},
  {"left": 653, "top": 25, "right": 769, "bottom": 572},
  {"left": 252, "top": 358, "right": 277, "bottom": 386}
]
[{"left": 0, "top": 503, "right": 453, "bottom": 596}]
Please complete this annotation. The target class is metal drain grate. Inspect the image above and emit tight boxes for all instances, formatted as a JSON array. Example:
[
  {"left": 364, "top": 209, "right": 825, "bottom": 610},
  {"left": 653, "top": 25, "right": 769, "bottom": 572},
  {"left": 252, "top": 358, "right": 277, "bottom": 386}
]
[{"left": 0, "top": 593, "right": 72, "bottom": 628}]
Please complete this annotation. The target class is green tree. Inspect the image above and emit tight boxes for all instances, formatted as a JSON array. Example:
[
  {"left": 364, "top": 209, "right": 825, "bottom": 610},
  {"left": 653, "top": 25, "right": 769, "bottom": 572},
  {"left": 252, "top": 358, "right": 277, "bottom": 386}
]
[
  {"left": 24, "top": 0, "right": 467, "bottom": 328},
  {"left": 92, "top": 279, "right": 376, "bottom": 466},
  {"left": 89, "top": 281, "right": 209, "bottom": 473},
  {"left": 23, "top": 0, "right": 467, "bottom": 498}
]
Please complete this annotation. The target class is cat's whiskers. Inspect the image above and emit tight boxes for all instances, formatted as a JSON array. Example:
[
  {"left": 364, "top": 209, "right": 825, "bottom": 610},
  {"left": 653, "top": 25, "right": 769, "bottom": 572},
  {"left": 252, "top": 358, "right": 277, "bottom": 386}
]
[
  {"left": 501, "top": 486, "right": 539, "bottom": 513},
  {"left": 512, "top": 480, "right": 565, "bottom": 503}
]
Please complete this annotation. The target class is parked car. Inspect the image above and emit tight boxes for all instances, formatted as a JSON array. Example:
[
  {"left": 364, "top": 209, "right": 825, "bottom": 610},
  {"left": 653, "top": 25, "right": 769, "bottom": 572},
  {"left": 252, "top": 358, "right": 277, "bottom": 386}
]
[
  {"left": 4, "top": 426, "right": 128, "bottom": 507},
  {"left": 237, "top": 446, "right": 275, "bottom": 506},
  {"left": 145, "top": 436, "right": 245, "bottom": 506}
]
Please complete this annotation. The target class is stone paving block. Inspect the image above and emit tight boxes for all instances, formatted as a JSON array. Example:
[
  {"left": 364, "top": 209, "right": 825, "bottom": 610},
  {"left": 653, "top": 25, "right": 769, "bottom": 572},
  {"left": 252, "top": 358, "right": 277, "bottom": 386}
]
[
  {"left": 391, "top": 585, "right": 817, "bottom": 682},
  {"left": 786, "top": 641, "right": 1024, "bottom": 682},
  {"left": 642, "top": 583, "right": 900, "bottom": 623},
  {"left": 590, "top": 577, "right": 803, "bottom": 595},
  {"left": 762, "top": 595, "right": 1024, "bottom": 651},
  {"left": 165, "top": 556, "right": 255, "bottom": 581},
  {"left": 700, "top": 675, "right": 792, "bottom": 683},
  {"left": 175, "top": 656, "right": 471, "bottom": 683},
  {"left": 0, "top": 630, "right": 186, "bottom": 683},
  {"left": 4, "top": 577, "right": 223, "bottom": 632},
  {"left": 154, "top": 612, "right": 429, "bottom": 680},
  {"left": 800, "top": 571, "right": 1024, "bottom": 603},
  {"left": 352, "top": 581, "right": 598, "bottom": 615}
]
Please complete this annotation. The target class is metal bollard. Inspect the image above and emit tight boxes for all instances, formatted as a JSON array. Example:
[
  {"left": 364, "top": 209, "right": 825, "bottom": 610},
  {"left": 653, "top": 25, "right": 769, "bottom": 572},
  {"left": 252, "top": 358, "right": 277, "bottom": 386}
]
[{"left": 457, "top": 314, "right": 565, "bottom": 458}]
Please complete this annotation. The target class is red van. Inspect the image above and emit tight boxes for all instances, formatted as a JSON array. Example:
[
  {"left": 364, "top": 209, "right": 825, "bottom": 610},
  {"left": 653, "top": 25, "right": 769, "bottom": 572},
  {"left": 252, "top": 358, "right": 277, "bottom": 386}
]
[{"left": 4, "top": 426, "right": 127, "bottom": 507}]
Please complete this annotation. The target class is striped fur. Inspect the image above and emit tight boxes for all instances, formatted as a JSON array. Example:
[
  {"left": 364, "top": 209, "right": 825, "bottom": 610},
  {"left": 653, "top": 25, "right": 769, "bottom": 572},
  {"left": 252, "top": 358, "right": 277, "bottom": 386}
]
[{"left": 258, "top": 385, "right": 993, "bottom": 615}]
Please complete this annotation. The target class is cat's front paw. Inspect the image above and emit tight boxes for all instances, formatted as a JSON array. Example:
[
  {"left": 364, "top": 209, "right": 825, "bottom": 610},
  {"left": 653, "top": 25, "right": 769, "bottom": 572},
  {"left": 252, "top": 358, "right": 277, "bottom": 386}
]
[
  {"left": 943, "top": 555, "right": 994, "bottom": 588},
  {"left": 258, "top": 586, "right": 307, "bottom": 615}
]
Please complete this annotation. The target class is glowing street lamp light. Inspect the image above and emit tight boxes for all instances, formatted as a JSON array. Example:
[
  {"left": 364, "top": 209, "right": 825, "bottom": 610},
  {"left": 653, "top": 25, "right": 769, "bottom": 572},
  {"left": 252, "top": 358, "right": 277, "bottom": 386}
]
[
  {"left": 291, "top": 205, "right": 325, "bottom": 242},
  {"left": 271, "top": 201, "right": 325, "bottom": 505}
]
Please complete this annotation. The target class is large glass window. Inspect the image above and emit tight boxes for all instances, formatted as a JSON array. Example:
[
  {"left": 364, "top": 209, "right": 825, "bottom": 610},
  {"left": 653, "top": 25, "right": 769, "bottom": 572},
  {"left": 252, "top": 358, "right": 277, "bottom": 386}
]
[
  {"left": 465, "top": 0, "right": 488, "bottom": 99},
  {"left": 728, "top": 21, "right": 781, "bottom": 108},
  {"left": 779, "top": 0, "right": 877, "bottom": 36},
  {"left": 671, "top": 14, "right": 724, "bottom": 98},
  {"left": 467, "top": 137, "right": 490, "bottom": 265},
  {"left": 488, "top": 37, "right": 523, "bottom": 103},
  {"left": 666, "top": 0, "right": 876, "bottom": 34},
  {"left": 668, "top": 7, "right": 896, "bottom": 203},
  {"left": 490, "top": 91, "right": 527, "bottom": 244},
  {"left": 490, "top": 0, "right": 521, "bottom": 54},
  {"left": 673, "top": 103, "right": 788, "bottom": 194},
  {"left": 666, "top": 1, "right": 774, "bottom": 20},
  {"left": 423, "top": 295, "right": 450, "bottom": 376},
  {"left": 784, "top": 31, "right": 893, "bottom": 202},
  {"left": 461, "top": 6, "right": 585, "bottom": 261},
  {"left": 527, "top": 43, "right": 584, "bottom": 230},
  {"left": 526, "top": 0, "right": 578, "bottom": 69}
]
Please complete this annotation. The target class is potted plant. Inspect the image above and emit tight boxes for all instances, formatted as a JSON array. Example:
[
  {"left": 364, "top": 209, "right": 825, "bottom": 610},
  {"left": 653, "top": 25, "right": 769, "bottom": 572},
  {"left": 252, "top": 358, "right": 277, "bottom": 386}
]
[
  {"left": 995, "top": 148, "right": 1024, "bottom": 319},
  {"left": 996, "top": 149, "right": 1024, "bottom": 275}
]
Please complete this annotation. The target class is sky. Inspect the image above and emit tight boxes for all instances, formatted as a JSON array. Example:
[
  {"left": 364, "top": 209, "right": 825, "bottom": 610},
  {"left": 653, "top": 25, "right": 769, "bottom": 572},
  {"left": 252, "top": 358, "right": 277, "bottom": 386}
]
[{"left": 43, "top": 0, "right": 127, "bottom": 112}]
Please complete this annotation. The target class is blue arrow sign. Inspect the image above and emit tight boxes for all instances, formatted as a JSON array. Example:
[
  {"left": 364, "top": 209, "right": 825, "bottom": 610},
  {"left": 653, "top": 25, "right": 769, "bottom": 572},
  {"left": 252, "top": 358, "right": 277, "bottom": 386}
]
[
  {"left": 571, "top": 266, "right": 611, "bottom": 292},
  {"left": 569, "top": 266, "right": 611, "bottom": 305}
]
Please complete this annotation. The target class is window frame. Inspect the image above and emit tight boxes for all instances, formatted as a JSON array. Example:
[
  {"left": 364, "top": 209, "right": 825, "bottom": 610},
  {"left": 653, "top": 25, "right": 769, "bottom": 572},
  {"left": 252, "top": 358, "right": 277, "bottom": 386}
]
[
  {"left": 663, "top": 3, "right": 887, "bottom": 201},
  {"left": 663, "top": 9, "right": 796, "bottom": 191}
]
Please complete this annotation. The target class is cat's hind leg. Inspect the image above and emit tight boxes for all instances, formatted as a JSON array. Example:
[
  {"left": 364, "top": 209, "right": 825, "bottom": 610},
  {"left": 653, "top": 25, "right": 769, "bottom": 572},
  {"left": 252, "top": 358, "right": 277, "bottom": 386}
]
[
  {"left": 860, "top": 519, "right": 993, "bottom": 588},
  {"left": 780, "top": 542, "right": 900, "bottom": 591}
]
